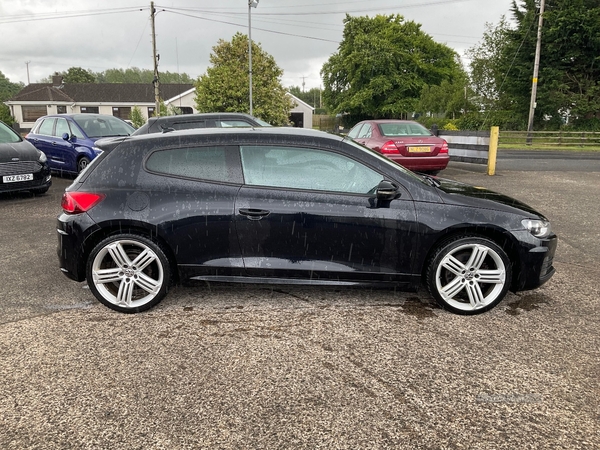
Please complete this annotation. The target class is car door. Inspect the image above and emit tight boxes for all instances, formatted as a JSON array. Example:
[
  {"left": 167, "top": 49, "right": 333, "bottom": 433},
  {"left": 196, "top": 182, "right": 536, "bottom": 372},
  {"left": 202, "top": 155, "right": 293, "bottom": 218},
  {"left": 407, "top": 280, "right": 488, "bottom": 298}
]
[
  {"left": 28, "top": 118, "right": 57, "bottom": 167},
  {"left": 141, "top": 144, "right": 245, "bottom": 277},
  {"left": 354, "top": 123, "right": 373, "bottom": 147},
  {"left": 234, "top": 144, "right": 418, "bottom": 284},
  {"left": 51, "top": 117, "right": 76, "bottom": 170}
]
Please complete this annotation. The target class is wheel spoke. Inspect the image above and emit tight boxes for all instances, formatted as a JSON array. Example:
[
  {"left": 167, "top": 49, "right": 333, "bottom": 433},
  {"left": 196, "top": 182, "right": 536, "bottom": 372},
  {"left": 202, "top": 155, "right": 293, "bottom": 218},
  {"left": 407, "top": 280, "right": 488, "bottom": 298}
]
[
  {"left": 93, "top": 267, "right": 122, "bottom": 284},
  {"left": 477, "top": 269, "right": 505, "bottom": 284},
  {"left": 131, "top": 249, "right": 156, "bottom": 271},
  {"left": 465, "top": 282, "right": 485, "bottom": 308},
  {"left": 442, "top": 255, "right": 466, "bottom": 276},
  {"left": 107, "top": 243, "right": 132, "bottom": 268},
  {"left": 466, "top": 245, "right": 488, "bottom": 270},
  {"left": 116, "top": 280, "right": 135, "bottom": 306},
  {"left": 440, "top": 276, "right": 465, "bottom": 299},
  {"left": 135, "top": 272, "right": 162, "bottom": 294}
]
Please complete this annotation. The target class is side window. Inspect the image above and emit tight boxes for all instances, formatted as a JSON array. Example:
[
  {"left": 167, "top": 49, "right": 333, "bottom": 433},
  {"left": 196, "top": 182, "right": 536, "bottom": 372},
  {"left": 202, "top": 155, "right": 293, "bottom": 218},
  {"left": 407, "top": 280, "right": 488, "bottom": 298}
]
[
  {"left": 37, "top": 118, "right": 55, "bottom": 136},
  {"left": 69, "top": 122, "right": 85, "bottom": 139},
  {"left": 145, "top": 146, "right": 241, "bottom": 183},
  {"left": 240, "top": 146, "right": 383, "bottom": 195},
  {"left": 219, "top": 120, "right": 252, "bottom": 128},
  {"left": 54, "top": 118, "right": 70, "bottom": 137},
  {"left": 357, "top": 124, "right": 372, "bottom": 139},
  {"left": 347, "top": 124, "right": 364, "bottom": 139},
  {"left": 171, "top": 121, "right": 206, "bottom": 131}
]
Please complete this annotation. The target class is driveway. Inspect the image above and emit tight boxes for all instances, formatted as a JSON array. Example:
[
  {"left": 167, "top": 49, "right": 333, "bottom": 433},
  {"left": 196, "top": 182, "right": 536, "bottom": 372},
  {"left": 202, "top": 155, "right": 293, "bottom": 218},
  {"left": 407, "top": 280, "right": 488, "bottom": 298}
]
[{"left": 0, "top": 166, "right": 598, "bottom": 449}]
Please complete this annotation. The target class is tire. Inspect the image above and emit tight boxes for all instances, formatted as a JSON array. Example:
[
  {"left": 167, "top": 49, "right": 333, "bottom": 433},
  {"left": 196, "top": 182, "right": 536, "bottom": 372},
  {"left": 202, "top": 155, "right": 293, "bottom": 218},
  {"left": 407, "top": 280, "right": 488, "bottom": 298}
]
[
  {"left": 426, "top": 236, "right": 512, "bottom": 315},
  {"left": 78, "top": 156, "right": 91, "bottom": 173},
  {"left": 86, "top": 234, "right": 171, "bottom": 313}
]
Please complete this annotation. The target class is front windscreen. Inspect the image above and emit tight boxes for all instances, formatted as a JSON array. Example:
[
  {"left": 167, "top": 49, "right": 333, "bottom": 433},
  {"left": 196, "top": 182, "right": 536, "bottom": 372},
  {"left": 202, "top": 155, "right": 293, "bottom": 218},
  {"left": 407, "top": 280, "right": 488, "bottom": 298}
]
[
  {"left": 0, "top": 121, "right": 22, "bottom": 143},
  {"left": 73, "top": 115, "right": 135, "bottom": 138}
]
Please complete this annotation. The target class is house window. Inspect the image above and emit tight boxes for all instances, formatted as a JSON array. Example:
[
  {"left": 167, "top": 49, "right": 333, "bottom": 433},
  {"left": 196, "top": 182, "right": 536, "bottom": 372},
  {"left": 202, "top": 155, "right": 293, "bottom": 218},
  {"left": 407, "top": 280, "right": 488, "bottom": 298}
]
[
  {"left": 148, "top": 107, "right": 155, "bottom": 118},
  {"left": 81, "top": 106, "right": 99, "bottom": 114},
  {"left": 113, "top": 107, "right": 131, "bottom": 120},
  {"left": 57, "top": 105, "right": 67, "bottom": 114},
  {"left": 180, "top": 107, "right": 193, "bottom": 114},
  {"left": 22, "top": 106, "right": 48, "bottom": 122}
]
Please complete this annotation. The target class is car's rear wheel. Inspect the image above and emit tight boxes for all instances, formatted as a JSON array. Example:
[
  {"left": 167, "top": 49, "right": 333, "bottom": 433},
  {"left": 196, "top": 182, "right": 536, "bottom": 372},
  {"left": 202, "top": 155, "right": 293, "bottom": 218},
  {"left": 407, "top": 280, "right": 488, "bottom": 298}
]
[
  {"left": 78, "top": 156, "right": 90, "bottom": 173},
  {"left": 86, "top": 234, "right": 171, "bottom": 313},
  {"left": 426, "top": 236, "right": 511, "bottom": 315}
]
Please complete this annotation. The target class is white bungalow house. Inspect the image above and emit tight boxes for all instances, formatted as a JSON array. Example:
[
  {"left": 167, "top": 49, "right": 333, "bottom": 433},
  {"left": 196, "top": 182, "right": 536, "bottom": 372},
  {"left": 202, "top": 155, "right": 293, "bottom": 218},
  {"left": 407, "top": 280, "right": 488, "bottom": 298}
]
[{"left": 6, "top": 75, "right": 314, "bottom": 131}]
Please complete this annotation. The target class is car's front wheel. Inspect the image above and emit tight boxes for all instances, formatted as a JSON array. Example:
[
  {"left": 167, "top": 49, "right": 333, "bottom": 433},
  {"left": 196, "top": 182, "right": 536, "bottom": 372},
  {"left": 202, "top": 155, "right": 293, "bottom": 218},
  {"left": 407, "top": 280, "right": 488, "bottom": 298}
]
[
  {"left": 78, "top": 156, "right": 90, "bottom": 173},
  {"left": 426, "top": 236, "right": 512, "bottom": 315},
  {"left": 86, "top": 234, "right": 171, "bottom": 313}
]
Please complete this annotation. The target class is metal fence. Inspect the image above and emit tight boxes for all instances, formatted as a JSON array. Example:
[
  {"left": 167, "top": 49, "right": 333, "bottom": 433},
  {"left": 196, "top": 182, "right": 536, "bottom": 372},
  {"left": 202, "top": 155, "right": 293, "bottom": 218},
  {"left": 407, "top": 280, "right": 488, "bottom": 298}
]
[{"left": 500, "top": 131, "right": 600, "bottom": 148}]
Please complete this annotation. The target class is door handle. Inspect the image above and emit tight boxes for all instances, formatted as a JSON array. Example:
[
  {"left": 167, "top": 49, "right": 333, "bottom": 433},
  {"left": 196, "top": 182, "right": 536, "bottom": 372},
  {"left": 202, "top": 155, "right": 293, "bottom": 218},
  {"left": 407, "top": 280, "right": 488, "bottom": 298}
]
[
  {"left": 239, "top": 208, "right": 270, "bottom": 220},
  {"left": 51, "top": 141, "right": 57, "bottom": 146}
]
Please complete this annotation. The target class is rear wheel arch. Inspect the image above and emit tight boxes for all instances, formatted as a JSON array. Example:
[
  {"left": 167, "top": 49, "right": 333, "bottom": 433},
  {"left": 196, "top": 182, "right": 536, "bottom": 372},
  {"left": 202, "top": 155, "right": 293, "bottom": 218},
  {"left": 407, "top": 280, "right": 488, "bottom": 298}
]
[{"left": 81, "top": 224, "right": 179, "bottom": 284}]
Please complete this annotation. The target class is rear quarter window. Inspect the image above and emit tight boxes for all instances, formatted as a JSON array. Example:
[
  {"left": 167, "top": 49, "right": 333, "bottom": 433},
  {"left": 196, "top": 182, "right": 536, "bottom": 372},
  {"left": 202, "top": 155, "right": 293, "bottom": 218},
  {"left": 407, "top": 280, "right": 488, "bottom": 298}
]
[{"left": 145, "top": 146, "right": 242, "bottom": 183}]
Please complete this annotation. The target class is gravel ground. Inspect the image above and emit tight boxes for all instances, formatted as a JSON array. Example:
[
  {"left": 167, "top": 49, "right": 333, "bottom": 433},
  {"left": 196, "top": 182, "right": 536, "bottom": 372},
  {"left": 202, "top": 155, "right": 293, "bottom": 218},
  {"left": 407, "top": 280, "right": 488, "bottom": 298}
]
[{"left": 0, "top": 167, "right": 598, "bottom": 449}]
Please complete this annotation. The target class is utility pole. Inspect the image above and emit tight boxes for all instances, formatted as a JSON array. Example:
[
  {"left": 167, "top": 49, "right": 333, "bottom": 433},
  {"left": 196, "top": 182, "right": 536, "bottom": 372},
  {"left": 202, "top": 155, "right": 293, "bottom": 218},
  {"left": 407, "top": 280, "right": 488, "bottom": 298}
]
[
  {"left": 248, "top": 0, "right": 259, "bottom": 116},
  {"left": 527, "top": 0, "right": 545, "bottom": 142},
  {"left": 25, "top": 61, "right": 30, "bottom": 85},
  {"left": 150, "top": 1, "right": 160, "bottom": 116}
]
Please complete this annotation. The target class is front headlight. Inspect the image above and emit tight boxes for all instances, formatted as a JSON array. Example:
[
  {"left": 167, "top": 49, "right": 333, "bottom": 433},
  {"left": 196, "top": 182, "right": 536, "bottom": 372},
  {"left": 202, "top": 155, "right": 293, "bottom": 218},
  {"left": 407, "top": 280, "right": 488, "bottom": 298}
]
[
  {"left": 522, "top": 219, "right": 551, "bottom": 238},
  {"left": 38, "top": 151, "right": 47, "bottom": 163}
]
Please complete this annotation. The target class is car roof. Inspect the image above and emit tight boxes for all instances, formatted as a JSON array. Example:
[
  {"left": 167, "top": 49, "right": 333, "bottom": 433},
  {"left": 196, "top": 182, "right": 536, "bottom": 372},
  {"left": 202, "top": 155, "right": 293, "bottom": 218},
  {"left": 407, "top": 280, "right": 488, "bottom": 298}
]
[{"left": 132, "top": 126, "right": 341, "bottom": 141}]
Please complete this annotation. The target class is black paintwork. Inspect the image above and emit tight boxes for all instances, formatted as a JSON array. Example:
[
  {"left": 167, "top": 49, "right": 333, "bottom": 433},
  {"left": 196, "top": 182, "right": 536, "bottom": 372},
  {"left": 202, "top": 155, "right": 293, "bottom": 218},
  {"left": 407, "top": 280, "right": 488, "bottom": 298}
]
[
  {"left": 131, "top": 112, "right": 270, "bottom": 136},
  {"left": 57, "top": 127, "right": 556, "bottom": 294},
  {"left": 0, "top": 124, "right": 52, "bottom": 194}
]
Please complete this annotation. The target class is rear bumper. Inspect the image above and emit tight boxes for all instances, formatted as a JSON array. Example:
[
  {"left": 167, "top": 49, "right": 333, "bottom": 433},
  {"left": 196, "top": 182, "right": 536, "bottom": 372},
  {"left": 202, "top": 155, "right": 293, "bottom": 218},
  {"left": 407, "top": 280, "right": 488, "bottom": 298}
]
[
  {"left": 386, "top": 154, "right": 449, "bottom": 171},
  {"left": 57, "top": 212, "right": 98, "bottom": 282},
  {"left": 511, "top": 231, "right": 558, "bottom": 291}
]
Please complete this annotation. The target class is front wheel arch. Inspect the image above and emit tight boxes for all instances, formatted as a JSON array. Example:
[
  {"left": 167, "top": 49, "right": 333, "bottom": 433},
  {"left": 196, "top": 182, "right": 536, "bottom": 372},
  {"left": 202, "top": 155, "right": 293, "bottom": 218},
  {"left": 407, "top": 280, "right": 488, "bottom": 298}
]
[{"left": 425, "top": 235, "right": 513, "bottom": 315}]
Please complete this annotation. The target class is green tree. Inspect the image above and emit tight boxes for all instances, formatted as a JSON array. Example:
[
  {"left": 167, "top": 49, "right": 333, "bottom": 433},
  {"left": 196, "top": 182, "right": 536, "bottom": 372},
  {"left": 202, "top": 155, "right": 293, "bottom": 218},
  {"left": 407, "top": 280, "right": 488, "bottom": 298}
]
[
  {"left": 195, "top": 33, "right": 292, "bottom": 126},
  {"left": 468, "top": 0, "right": 600, "bottom": 130},
  {"left": 321, "top": 14, "right": 461, "bottom": 122},
  {"left": 417, "top": 73, "right": 475, "bottom": 119},
  {"left": 465, "top": 18, "right": 511, "bottom": 112},
  {"left": 0, "top": 71, "right": 24, "bottom": 125},
  {"left": 130, "top": 106, "right": 145, "bottom": 128},
  {"left": 63, "top": 67, "right": 96, "bottom": 83}
]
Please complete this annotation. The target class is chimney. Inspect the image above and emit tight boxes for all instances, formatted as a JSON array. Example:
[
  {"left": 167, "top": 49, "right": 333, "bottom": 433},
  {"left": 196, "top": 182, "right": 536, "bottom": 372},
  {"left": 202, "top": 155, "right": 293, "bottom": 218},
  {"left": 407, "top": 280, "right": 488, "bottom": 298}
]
[{"left": 52, "top": 73, "right": 63, "bottom": 87}]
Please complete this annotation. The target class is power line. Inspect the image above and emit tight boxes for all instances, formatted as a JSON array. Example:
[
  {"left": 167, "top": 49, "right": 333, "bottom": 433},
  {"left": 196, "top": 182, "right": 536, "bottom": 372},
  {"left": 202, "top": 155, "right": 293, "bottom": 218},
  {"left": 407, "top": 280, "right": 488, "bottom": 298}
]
[
  {"left": 0, "top": 7, "right": 146, "bottom": 24},
  {"left": 164, "top": 10, "right": 340, "bottom": 43}
]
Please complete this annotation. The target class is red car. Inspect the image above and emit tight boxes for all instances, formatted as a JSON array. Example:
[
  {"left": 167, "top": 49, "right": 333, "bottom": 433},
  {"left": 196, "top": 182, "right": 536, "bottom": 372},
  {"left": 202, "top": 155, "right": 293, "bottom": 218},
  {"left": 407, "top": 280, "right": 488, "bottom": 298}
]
[{"left": 347, "top": 120, "right": 449, "bottom": 174}]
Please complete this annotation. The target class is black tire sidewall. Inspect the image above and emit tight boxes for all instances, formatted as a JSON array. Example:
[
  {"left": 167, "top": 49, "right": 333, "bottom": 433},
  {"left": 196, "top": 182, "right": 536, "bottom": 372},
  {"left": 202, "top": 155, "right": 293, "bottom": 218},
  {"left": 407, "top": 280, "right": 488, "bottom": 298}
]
[
  {"left": 86, "top": 234, "right": 171, "bottom": 313},
  {"left": 78, "top": 156, "right": 91, "bottom": 173},
  {"left": 426, "top": 236, "right": 512, "bottom": 315}
]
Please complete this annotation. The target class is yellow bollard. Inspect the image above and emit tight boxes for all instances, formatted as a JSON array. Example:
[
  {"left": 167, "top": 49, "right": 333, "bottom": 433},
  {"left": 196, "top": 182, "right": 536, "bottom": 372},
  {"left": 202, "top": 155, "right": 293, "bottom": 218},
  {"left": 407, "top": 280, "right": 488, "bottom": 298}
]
[{"left": 487, "top": 126, "right": 499, "bottom": 176}]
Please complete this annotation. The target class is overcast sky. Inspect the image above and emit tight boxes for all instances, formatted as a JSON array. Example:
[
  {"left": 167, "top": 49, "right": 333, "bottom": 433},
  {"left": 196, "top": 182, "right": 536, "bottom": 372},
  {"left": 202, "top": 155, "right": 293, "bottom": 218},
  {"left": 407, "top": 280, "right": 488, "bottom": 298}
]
[{"left": 0, "top": 0, "right": 515, "bottom": 90}]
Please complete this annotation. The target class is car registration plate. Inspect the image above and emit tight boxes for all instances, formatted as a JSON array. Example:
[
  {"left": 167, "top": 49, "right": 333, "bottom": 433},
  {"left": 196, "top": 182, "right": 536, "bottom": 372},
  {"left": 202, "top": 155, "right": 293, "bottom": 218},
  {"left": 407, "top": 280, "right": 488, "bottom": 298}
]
[
  {"left": 3, "top": 174, "right": 33, "bottom": 183},
  {"left": 408, "top": 146, "right": 431, "bottom": 153}
]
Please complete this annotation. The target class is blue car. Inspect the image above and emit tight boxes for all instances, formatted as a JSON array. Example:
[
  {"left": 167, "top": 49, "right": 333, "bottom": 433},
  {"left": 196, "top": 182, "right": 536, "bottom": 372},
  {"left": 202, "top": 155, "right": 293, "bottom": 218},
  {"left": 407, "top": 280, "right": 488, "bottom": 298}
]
[{"left": 26, "top": 114, "right": 135, "bottom": 174}]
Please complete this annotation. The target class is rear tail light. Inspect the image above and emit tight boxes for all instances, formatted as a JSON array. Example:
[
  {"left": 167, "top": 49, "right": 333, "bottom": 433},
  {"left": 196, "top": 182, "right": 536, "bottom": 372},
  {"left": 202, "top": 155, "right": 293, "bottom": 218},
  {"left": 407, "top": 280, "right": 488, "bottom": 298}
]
[
  {"left": 381, "top": 140, "right": 400, "bottom": 154},
  {"left": 61, "top": 192, "right": 105, "bottom": 214},
  {"left": 440, "top": 140, "right": 449, "bottom": 154}
]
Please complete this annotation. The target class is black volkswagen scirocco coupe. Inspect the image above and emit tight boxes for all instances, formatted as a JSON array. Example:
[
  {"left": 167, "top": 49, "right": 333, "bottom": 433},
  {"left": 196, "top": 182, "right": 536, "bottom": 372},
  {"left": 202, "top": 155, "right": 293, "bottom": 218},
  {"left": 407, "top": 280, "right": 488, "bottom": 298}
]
[{"left": 56, "top": 127, "right": 557, "bottom": 315}]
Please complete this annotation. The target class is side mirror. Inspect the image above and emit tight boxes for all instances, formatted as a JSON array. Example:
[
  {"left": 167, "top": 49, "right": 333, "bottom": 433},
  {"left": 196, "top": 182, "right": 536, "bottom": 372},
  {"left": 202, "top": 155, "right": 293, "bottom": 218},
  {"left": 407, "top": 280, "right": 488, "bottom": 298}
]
[
  {"left": 376, "top": 180, "right": 400, "bottom": 200},
  {"left": 62, "top": 132, "right": 75, "bottom": 142}
]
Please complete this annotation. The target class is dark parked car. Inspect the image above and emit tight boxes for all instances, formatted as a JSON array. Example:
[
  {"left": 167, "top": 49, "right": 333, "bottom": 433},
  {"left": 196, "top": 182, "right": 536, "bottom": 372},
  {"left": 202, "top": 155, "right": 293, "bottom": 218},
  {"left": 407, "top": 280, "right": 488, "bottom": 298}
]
[
  {"left": 27, "top": 114, "right": 135, "bottom": 174},
  {"left": 0, "top": 120, "right": 51, "bottom": 195},
  {"left": 347, "top": 120, "right": 449, "bottom": 174},
  {"left": 57, "top": 128, "right": 556, "bottom": 315},
  {"left": 131, "top": 112, "right": 272, "bottom": 135}
]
